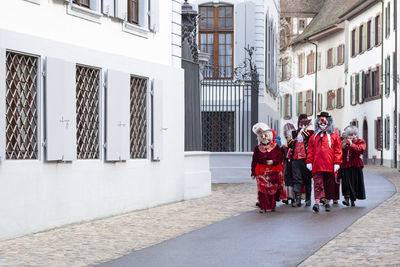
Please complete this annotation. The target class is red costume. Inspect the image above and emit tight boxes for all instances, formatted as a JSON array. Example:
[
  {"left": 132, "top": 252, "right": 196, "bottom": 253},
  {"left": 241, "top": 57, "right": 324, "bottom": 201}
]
[
  {"left": 306, "top": 112, "right": 342, "bottom": 212},
  {"left": 251, "top": 123, "right": 286, "bottom": 212}
]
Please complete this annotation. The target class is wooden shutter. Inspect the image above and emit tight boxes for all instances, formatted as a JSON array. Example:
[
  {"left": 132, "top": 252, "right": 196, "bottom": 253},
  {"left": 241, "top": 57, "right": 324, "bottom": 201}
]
[
  {"left": 45, "top": 57, "right": 77, "bottom": 161},
  {"left": 151, "top": 79, "right": 163, "bottom": 161},
  {"left": 372, "top": 18, "right": 376, "bottom": 46},
  {"left": 306, "top": 90, "right": 313, "bottom": 116},
  {"left": 296, "top": 92, "right": 300, "bottom": 115},
  {"left": 115, "top": 0, "right": 127, "bottom": 20},
  {"left": 355, "top": 72, "right": 360, "bottom": 103},
  {"left": 105, "top": 70, "right": 130, "bottom": 161},
  {"left": 355, "top": 27, "right": 359, "bottom": 54},
  {"left": 150, "top": 0, "right": 160, "bottom": 32},
  {"left": 302, "top": 53, "right": 306, "bottom": 76},
  {"left": 333, "top": 47, "right": 337, "bottom": 65}
]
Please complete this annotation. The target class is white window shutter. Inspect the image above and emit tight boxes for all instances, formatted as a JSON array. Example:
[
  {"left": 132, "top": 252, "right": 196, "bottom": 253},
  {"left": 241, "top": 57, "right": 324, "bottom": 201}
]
[
  {"left": 45, "top": 57, "right": 77, "bottom": 161},
  {"left": 105, "top": 70, "right": 130, "bottom": 161},
  {"left": 151, "top": 79, "right": 163, "bottom": 161},
  {"left": 0, "top": 48, "right": 6, "bottom": 162},
  {"left": 102, "top": 0, "right": 115, "bottom": 16},
  {"left": 149, "top": 0, "right": 160, "bottom": 32},
  {"left": 115, "top": 0, "right": 127, "bottom": 20},
  {"left": 288, "top": 57, "right": 292, "bottom": 79}
]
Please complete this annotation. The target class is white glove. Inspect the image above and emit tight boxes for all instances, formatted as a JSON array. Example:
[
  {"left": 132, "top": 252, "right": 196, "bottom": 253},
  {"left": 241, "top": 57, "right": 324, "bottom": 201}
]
[
  {"left": 306, "top": 163, "right": 312, "bottom": 171},
  {"left": 296, "top": 132, "right": 304, "bottom": 142},
  {"left": 334, "top": 164, "right": 340, "bottom": 172}
]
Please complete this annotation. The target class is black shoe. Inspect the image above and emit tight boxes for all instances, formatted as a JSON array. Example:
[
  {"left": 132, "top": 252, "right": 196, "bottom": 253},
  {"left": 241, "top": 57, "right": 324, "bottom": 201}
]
[
  {"left": 342, "top": 199, "right": 350, "bottom": 206},
  {"left": 325, "top": 204, "right": 331, "bottom": 212},
  {"left": 333, "top": 200, "right": 338, "bottom": 205},
  {"left": 291, "top": 200, "right": 297, "bottom": 207},
  {"left": 312, "top": 204, "right": 319, "bottom": 212},
  {"left": 305, "top": 200, "right": 311, "bottom": 206},
  {"left": 320, "top": 198, "right": 326, "bottom": 205},
  {"left": 351, "top": 200, "right": 355, "bottom": 207},
  {"left": 282, "top": 200, "right": 288, "bottom": 205},
  {"left": 256, "top": 202, "right": 260, "bottom": 208}
]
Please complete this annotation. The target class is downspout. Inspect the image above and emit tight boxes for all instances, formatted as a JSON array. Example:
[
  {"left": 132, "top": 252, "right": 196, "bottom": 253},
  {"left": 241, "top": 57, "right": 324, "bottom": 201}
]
[
  {"left": 308, "top": 41, "right": 318, "bottom": 119},
  {"left": 394, "top": 0, "right": 398, "bottom": 168},
  {"left": 381, "top": 0, "right": 384, "bottom": 165}
]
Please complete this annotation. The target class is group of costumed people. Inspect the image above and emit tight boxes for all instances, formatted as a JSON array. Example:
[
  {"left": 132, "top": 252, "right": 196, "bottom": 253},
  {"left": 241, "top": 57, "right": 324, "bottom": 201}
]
[{"left": 251, "top": 111, "right": 366, "bottom": 213}]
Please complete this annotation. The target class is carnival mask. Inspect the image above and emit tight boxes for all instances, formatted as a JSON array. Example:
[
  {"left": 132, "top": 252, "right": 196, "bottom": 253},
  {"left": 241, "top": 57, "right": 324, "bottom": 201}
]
[
  {"left": 299, "top": 118, "right": 311, "bottom": 129},
  {"left": 318, "top": 117, "right": 329, "bottom": 131},
  {"left": 260, "top": 131, "right": 272, "bottom": 145}
]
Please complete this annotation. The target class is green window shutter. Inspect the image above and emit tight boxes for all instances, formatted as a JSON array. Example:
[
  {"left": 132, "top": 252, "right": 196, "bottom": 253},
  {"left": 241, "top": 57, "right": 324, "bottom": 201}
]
[{"left": 361, "top": 71, "right": 366, "bottom": 103}]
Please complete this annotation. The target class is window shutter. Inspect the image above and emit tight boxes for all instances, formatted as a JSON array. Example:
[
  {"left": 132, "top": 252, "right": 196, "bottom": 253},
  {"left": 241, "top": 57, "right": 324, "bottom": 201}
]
[
  {"left": 341, "top": 87, "right": 345, "bottom": 107},
  {"left": 342, "top": 44, "right": 345, "bottom": 61},
  {"left": 379, "top": 14, "right": 383, "bottom": 43},
  {"left": 302, "top": 53, "right": 306, "bottom": 75},
  {"left": 105, "top": 70, "right": 130, "bottom": 161},
  {"left": 45, "top": 57, "right": 77, "bottom": 161},
  {"left": 361, "top": 71, "right": 366, "bottom": 103},
  {"left": 372, "top": 18, "right": 376, "bottom": 46},
  {"left": 374, "top": 119, "right": 378, "bottom": 149},
  {"left": 280, "top": 96, "right": 283, "bottom": 118},
  {"left": 296, "top": 92, "right": 299, "bottom": 115},
  {"left": 355, "top": 27, "right": 359, "bottom": 54},
  {"left": 351, "top": 74, "right": 356, "bottom": 105},
  {"left": 317, "top": 52, "right": 321, "bottom": 70},
  {"left": 355, "top": 72, "right": 360, "bottom": 103},
  {"left": 393, "top": 51, "right": 397, "bottom": 92},
  {"left": 288, "top": 94, "right": 292, "bottom": 118},
  {"left": 326, "top": 50, "right": 329, "bottom": 68},
  {"left": 307, "top": 90, "right": 313, "bottom": 116},
  {"left": 151, "top": 79, "right": 163, "bottom": 161},
  {"left": 115, "top": 0, "right": 127, "bottom": 20},
  {"left": 150, "top": 0, "right": 160, "bottom": 32},
  {"left": 101, "top": 0, "right": 115, "bottom": 16},
  {"left": 385, "top": 116, "right": 390, "bottom": 149},
  {"left": 363, "top": 23, "right": 368, "bottom": 51},
  {"left": 288, "top": 57, "right": 292, "bottom": 79},
  {"left": 333, "top": 47, "right": 337, "bottom": 65}
]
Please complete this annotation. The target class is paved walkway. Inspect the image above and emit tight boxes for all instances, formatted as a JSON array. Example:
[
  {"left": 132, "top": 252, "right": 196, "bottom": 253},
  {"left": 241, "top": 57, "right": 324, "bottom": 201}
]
[{"left": 0, "top": 166, "right": 398, "bottom": 266}]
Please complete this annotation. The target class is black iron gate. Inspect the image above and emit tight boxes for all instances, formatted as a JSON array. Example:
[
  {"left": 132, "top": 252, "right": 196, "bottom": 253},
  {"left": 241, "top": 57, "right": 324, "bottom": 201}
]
[{"left": 201, "top": 79, "right": 255, "bottom": 152}]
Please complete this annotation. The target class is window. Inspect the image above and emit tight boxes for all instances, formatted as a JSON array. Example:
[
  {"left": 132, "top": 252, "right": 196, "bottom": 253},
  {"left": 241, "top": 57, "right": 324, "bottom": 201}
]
[
  {"left": 386, "top": 3, "right": 391, "bottom": 38},
  {"left": 375, "top": 117, "right": 382, "bottom": 150},
  {"left": 327, "top": 90, "right": 336, "bottom": 110},
  {"left": 351, "top": 29, "right": 356, "bottom": 56},
  {"left": 280, "top": 93, "right": 292, "bottom": 119},
  {"left": 307, "top": 51, "right": 314, "bottom": 74},
  {"left": 296, "top": 91, "right": 303, "bottom": 115},
  {"left": 317, "top": 93, "right": 323, "bottom": 113},
  {"left": 128, "top": 0, "right": 139, "bottom": 24},
  {"left": 385, "top": 56, "right": 391, "bottom": 95},
  {"left": 199, "top": 5, "right": 233, "bottom": 79},
  {"left": 305, "top": 90, "right": 313, "bottom": 116},
  {"left": 336, "top": 88, "right": 344, "bottom": 108},
  {"left": 6, "top": 52, "right": 38, "bottom": 159},
  {"left": 73, "top": 0, "right": 89, "bottom": 8},
  {"left": 280, "top": 57, "right": 291, "bottom": 81},
  {"left": 337, "top": 44, "right": 344, "bottom": 65},
  {"left": 360, "top": 71, "right": 366, "bottom": 103},
  {"left": 298, "top": 53, "right": 304, "bottom": 77},
  {"left": 365, "top": 70, "right": 371, "bottom": 98},
  {"left": 375, "top": 15, "right": 381, "bottom": 45},
  {"left": 327, "top": 48, "right": 333, "bottom": 68},
  {"left": 298, "top": 19, "right": 306, "bottom": 32},
  {"left": 367, "top": 20, "right": 372, "bottom": 49},
  {"left": 130, "top": 76, "right": 147, "bottom": 158},
  {"left": 355, "top": 72, "right": 360, "bottom": 102},
  {"left": 76, "top": 65, "right": 100, "bottom": 159},
  {"left": 359, "top": 24, "right": 363, "bottom": 53},
  {"left": 384, "top": 116, "right": 390, "bottom": 150}
]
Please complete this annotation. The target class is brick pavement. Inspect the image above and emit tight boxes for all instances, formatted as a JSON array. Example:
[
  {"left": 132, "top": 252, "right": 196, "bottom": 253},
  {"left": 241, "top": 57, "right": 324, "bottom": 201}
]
[
  {"left": 0, "top": 166, "right": 398, "bottom": 266},
  {"left": 299, "top": 165, "right": 400, "bottom": 266},
  {"left": 0, "top": 183, "right": 258, "bottom": 266}
]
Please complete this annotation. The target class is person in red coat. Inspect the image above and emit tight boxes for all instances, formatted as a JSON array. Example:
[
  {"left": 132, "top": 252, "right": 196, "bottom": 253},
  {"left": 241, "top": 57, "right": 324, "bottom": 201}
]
[
  {"left": 306, "top": 112, "right": 342, "bottom": 212},
  {"left": 339, "top": 125, "right": 366, "bottom": 207},
  {"left": 251, "top": 123, "right": 286, "bottom": 213}
]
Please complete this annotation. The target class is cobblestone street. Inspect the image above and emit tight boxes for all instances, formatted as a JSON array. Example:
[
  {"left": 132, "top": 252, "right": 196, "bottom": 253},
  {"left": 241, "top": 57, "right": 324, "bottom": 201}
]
[{"left": 0, "top": 166, "right": 398, "bottom": 266}]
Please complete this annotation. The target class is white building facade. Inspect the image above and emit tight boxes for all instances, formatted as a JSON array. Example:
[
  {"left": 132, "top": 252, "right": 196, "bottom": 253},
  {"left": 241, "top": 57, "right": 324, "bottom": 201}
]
[
  {"left": 187, "top": 0, "right": 281, "bottom": 182},
  {"left": 0, "top": 0, "right": 212, "bottom": 241}
]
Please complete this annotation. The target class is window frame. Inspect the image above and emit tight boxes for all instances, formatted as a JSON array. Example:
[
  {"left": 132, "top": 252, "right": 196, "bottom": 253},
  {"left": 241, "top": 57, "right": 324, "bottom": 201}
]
[
  {"left": 199, "top": 5, "right": 234, "bottom": 79},
  {"left": 128, "top": 0, "right": 139, "bottom": 25},
  {"left": 73, "top": 0, "right": 90, "bottom": 8}
]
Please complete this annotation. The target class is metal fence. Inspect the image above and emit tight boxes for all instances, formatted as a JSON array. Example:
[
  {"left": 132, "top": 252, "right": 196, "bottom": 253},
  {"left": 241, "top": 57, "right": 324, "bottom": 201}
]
[{"left": 201, "top": 79, "right": 254, "bottom": 152}]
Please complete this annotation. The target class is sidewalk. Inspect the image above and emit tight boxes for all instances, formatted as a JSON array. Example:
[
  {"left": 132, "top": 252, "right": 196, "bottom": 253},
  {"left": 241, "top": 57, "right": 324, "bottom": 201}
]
[
  {"left": 0, "top": 183, "right": 258, "bottom": 266},
  {"left": 0, "top": 166, "right": 398, "bottom": 266},
  {"left": 299, "top": 165, "right": 400, "bottom": 266}
]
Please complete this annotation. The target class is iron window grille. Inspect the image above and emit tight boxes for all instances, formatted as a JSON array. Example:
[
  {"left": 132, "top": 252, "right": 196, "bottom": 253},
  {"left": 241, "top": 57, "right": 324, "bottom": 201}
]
[
  {"left": 75, "top": 65, "right": 100, "bottom": 159},
  {"left": 130, "top": 76, "right": 147, "bottom": 159},
  {"left": 5, "top": 51, "right": 39, "bottom": 160}
]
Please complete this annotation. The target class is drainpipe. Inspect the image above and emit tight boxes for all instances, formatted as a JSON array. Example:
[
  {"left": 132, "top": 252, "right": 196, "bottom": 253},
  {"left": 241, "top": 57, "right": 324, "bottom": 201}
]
[
  {"left": 394, "top": 0, "right": 398, "bottom": 168},
  {"left": 381, "top": 0, "right": 384, "bottom": 166},
  {"left": 308, "top": 41, "right": 318, "bottom": 119}
]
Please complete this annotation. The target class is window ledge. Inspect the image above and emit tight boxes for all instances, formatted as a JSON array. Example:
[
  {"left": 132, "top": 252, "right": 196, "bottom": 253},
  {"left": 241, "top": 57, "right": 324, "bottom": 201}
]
[
  {"left": 364, "top": 95, "right": 381, "bottom": 102},
  {"left": 67, "top": 2, "right": 102, "bottom": 23},
  {"left": 123, "top": 21, "right": 150, "bottom": 38}
]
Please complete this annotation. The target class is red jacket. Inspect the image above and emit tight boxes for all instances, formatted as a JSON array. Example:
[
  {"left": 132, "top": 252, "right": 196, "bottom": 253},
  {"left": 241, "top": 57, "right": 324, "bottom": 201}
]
[
  {"left": 306, "top": 132, "right": 342, "bottom": 173},
  {"left": 340, "top": 139, "right": 366, "bottom": 169}
]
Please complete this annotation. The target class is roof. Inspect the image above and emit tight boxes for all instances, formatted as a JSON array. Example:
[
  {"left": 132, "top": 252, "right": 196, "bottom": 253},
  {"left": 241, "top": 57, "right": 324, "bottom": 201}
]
[
  {"left": 292, "top": 0, "right": 360, "bottom": 43},
  {"left": 280, "top": 0, "right": 325, "bottom": 15}
]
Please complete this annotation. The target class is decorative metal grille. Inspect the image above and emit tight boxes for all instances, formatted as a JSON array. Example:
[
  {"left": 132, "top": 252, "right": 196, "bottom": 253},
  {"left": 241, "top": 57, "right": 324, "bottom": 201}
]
[
  {"left": 76, "top": 65, "right": 100, "bottom": 159},
  {"left": 130, "top": 76, "right": 147, "bottom": 158},
  {"left": 5, "top": 52, "right": 38, "bottom": 159}
]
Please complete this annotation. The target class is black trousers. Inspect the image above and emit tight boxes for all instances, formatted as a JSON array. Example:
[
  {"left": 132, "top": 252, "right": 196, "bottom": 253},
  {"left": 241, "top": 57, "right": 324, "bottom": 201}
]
[
  {"left": 341, "top": 167, "right": 366, "bottom": 201},
  {"left": 291, "top": 159, "right": 312, "bottom": 201}
]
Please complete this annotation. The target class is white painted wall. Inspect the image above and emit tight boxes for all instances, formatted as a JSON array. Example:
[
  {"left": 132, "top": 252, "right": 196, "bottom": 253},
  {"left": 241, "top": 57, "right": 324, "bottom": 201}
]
[
  {"left": 184, "top": 152, "right": 211, "bottom": 199},
  {"left": 0, "top": 0, "right": 213, "bottom": 241}
]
